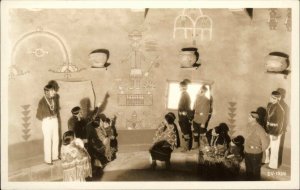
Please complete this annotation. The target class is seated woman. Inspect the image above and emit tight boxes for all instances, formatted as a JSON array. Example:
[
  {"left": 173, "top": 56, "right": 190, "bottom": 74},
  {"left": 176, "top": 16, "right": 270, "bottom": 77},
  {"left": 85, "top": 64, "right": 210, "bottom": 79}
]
[
  {"left": 94, "top": 114, "right": 113, "bottom": 162},
  {"left": 86, "top": 116, "right": 108, "bottom": 171},
  {"left": 206, "top": 123, "right": 231, "bottom": 156},
  {"left": 60, "top": 131, "right": 92, "bottom": 181},
  {"left": 103, "top": 117, "right": 118, "bottom": 161},
  {"left": 149, "top": 112, "right": 177, "bottom": 170}
]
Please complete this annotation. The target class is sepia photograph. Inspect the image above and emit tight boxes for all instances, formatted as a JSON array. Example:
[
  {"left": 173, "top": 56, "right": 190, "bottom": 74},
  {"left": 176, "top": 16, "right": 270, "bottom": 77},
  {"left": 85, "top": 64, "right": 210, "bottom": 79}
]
[{"left": 1, "top": 0, "right": 299, "bottom": 189}]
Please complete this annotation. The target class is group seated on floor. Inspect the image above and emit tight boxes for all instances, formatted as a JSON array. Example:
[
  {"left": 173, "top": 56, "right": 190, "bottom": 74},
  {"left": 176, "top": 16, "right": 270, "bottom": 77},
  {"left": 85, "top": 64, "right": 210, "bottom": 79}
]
[
  {"left": 149, "top": 116, "right": 246, "bottom": 179},
  {"left": 61, "top": 105, "right": 118, "bottom": 181}
]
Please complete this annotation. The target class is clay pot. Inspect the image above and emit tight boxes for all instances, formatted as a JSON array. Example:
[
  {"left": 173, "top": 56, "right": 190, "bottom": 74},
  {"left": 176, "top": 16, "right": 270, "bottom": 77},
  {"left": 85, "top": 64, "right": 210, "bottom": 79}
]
[
  {"left": 89, "top": 49, "right": 109, "bottom": 68},
  {"left": 265, "top": 52, "right": 289, "bottom": 72},
  {"left": 179, "top": 47, "right": 199, "bottom": 68}
]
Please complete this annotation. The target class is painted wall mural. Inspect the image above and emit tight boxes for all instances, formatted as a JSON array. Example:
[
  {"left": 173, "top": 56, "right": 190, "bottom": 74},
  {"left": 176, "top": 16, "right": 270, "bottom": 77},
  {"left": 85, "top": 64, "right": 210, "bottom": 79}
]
[
  {"left": 173, "top": 9, "right": 213, "bottom": 43},
  {"left": 126, "top": 111, "right": 143, "bottom": 129},
  {"left": 10, "top": 27, "right": 85, "bottom": 79},
  {"left": 268, "top": 9, "right": 280, "bottom": 30},
  {"left": 21, "top": 104, "right": 31, "bottom": 141},
  {"left": 6, "top": 8, "right": 292, "bottom": 157},
  {"left": 285, "top": 9, "right": 291, "bottom": 32},
  {"left": 117, "top": 29, "right": 159, "bottom": 106},
  {"left": 227, "top": 101, "right": 237, "bottom": 136}
]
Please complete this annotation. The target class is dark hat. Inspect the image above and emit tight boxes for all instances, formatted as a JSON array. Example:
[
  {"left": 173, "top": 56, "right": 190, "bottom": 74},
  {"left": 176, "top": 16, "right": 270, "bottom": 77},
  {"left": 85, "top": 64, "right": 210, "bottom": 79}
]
[
  {"left": 165, "top": 112, "right": 176, "bottom": 124},
  {"left": 97, "top": 113, "right": 107, "bottom": 122},
  {"left": 271, "top": 91, "right": 281, "bottom": 98},
  {"left": 44, "top": 84, "right": 54, "bottom": 91},
  {"left": 250, "top": 111, "right": 259, "bottom": 119},
  {"left": 180, "top": 79, "right": 191, "bottom": 87},
  {"left": 71, "top": 106, "right": 81, "bottom": 115},
  {"left": 105, "top": 117, "right": 111, "bottom": 123},
  {"left": 200, "top": 85, "right": 208, "bottom": 92},
  {"left": 232, "top": 135, "right": 245, "bottom": 146},
  {"left": 215, "top": 123, "right": 229, "bottom": 134},
  {"left": 62, "top": 130, "right": 74, "bottom": 145},
  {"left": 168, "top": 112, "right": 176, "bottom": 120},
  {"left": 48, "top": 80, "right": 59, "bottom": 92}
]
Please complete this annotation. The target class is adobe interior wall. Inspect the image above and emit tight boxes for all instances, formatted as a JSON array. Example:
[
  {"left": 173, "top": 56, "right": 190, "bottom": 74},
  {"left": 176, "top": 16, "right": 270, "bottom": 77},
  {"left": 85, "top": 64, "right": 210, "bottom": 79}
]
[{"left": 7, "top": 9, "right": 291, "bottom": 164}]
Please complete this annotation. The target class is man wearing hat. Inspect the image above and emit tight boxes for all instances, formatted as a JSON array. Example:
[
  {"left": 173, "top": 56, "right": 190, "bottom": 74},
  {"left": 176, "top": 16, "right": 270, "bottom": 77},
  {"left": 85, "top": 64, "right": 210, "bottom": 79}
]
[
  {"left": 68, "top": 106, "right": 88, "bottom": 145},
  {"left": 244, "top": 111, "right": 270, "bottom": 180},
  {"left": 36, "top": 84, "right": 60, "bottom": 165},
  {"left": 178, "top": 79, "right": 193, "bottom": 152},
  {"left": 263, "top": 90, "right": 286, "bottom": 169},
  {"left": 192, "top": 85, "right": 211, "bottom": 149}
]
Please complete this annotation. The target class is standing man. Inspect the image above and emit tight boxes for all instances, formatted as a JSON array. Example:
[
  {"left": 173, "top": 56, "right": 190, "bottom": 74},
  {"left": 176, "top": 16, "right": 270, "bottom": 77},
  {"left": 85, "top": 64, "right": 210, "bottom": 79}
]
[
  {"left": 244, "top": 111, "right": 270, "bottom": 180},
  {"left": 178, "top": 79, "right": 192, "bottom": 152},
  {"left": 192, "top": 85, "right": 211, "bottom": 149},
  {"left": 263, "top": 91, "right": 285, "bottom": 169},
  {"left": 36, "top": 84, "right": 60, "bottom": 165}
]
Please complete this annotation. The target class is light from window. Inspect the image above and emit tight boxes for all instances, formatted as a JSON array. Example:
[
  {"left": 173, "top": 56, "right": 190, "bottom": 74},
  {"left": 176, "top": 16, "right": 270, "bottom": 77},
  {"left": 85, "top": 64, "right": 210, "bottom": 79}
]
[{"left": 167, "top": 81, "right": 210, "bottom": 110}]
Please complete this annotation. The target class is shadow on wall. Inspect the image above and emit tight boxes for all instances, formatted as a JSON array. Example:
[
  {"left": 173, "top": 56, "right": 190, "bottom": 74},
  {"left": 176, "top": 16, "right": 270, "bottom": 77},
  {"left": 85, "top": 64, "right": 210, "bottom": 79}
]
[{"left": 80, "top": 97, "right": 92, "bottom": 118}]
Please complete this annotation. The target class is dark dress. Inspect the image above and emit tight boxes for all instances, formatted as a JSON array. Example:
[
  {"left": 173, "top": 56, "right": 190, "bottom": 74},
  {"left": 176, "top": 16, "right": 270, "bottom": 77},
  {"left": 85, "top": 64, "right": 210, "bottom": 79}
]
[
  {"left": 173, "top": 123, "right": 180, "bottom": 148},
  {"left": 86, "top": 121, "right": 107, "bottom": 166},
  {"left": 68, "top": 116, "right": 88, "bottom": 140},
  {"left": 149, "top": 123, "right": 176, "bottom": 161}
]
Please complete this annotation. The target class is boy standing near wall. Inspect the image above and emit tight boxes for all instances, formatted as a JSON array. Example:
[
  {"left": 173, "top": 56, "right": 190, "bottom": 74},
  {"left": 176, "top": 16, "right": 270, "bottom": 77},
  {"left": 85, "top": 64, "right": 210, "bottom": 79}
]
[
  {"left": 36, "top": 84, "right": 60, "bottom": 165},
  {"left": 178, "top": 79, "right": 192, "bottom": 152},
  {"left": 263, "top": 90, "right": 286, "bottom": 169}
]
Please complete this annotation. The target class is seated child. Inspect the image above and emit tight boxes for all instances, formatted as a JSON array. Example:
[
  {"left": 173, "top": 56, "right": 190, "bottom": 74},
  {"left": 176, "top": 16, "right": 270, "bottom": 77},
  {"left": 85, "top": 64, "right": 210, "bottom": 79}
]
[
  {"left": 224, "top": 135, "right": 245, "bottom": 176},
  {"left": 206, "top": 123, "right": 231, "bottom": 156},
  {"left": 104, "top": 116, "right": 118, "bottom": 160}
]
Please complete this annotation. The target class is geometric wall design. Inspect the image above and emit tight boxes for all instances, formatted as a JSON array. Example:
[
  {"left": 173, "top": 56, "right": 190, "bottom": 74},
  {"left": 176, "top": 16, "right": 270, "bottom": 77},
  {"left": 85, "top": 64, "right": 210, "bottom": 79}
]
[
  {"left": 228, "top": 101, "right": 237, "bottom": 136},
  {"left": 21, "top": 104, "right": 31, "bottom": 141},
  {"left": 117, "top": 94, "right": 153, "bottom": 106}
]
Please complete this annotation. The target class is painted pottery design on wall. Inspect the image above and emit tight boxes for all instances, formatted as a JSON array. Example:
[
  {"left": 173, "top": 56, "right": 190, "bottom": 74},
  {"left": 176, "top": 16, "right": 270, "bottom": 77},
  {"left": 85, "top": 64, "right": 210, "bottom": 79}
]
[
  {"left": 21, "top": 104, "right": 31, "bottom": 141},
  {"left": 89, "top": 49, "right": 111, "bottom": 69},
  {"left": 228, "top": 102, "right": 237, "bottom": 136},
  {"left": 179, "top": 47, "right": 201, "bottom": 68},
  {"left": 265, "top": 52, "right": 290, "bottom": 78},
  {"left": 173, "top": 9, "right": 213, "bottom": 41}
]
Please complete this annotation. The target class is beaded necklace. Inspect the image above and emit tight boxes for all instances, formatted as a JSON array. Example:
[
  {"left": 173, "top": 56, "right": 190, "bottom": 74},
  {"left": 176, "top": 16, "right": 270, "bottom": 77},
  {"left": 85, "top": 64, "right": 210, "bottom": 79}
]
[{"left": 44, "top": 95, "right": 55, "bottom": 111}]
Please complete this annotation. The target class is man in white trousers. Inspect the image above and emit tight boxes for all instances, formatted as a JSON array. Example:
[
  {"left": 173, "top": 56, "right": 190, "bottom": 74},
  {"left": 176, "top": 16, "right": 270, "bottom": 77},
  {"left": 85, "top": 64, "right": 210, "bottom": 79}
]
[
  {"left": 36, "top": 84, "right": 60, "bottom": 165},
  {"left": 264, "top": 90, "right": 285, "bottom": 169}
]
